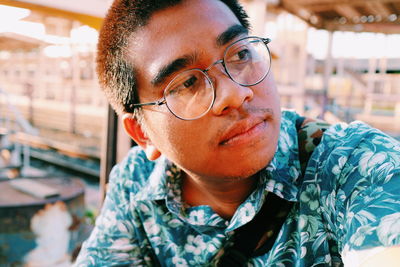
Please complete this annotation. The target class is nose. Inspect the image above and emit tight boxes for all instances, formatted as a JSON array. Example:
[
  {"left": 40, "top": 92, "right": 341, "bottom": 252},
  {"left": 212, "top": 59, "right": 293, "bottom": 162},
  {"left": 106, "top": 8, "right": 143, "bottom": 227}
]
[{"left": 210, "top": 73, "right": 254, "bottom": 116}]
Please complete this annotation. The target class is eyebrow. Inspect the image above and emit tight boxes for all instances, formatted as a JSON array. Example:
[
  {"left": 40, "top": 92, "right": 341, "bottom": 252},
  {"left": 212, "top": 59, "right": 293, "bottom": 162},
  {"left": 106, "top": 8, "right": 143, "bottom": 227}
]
[
  {"left": 151, "top": 54, "right": 197, "bottom": 86},
  {"left": 151, "top": 24, "right": 248, "bottom": 87},
  {"left": 216, "top": 24, "right": 248, "bottom": 47}
]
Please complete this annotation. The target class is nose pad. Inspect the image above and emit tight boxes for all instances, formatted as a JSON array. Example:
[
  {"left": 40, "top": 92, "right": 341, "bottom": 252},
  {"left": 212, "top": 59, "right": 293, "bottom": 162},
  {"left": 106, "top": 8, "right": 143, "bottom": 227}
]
[
  {"left": 213, "top": 63, "right": 229, "bottom": 78},
  {"left": 211, "top": 75, "right": 254, "bottom": 116},
  {"left": 205, "top": 59, "right": 228, "bottom": 78}
]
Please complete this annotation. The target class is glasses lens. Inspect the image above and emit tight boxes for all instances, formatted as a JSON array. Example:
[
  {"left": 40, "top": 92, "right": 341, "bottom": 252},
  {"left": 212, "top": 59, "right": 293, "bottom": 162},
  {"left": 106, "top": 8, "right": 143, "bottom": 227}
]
[
  {"left": 224, "top": 37, "right": 271, "bottom": 86},
  {"left": 164, "top": 69, "right": 214, "bottom": 120}
]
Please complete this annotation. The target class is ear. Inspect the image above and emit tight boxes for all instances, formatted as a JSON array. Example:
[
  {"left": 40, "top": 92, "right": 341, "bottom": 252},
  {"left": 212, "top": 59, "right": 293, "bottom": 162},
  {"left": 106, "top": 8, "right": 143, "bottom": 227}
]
[{"left": 122, "top": 113, "right": 162, "bottom": 161}]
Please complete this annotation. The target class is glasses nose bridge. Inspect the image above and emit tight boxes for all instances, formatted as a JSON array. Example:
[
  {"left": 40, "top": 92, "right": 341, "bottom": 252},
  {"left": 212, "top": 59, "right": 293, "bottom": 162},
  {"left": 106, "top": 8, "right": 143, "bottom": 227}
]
[{"left": 204, "top": 59, "right": 227, "bottom": 79}]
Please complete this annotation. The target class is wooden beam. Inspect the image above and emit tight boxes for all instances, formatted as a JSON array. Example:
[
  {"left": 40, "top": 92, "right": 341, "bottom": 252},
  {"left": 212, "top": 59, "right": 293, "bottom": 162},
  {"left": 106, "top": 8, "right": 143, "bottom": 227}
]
[
  {"left": 334, "top": 5, "right": 361, "bottom": 20},
  {"left": 297, "top": 0, "right": 400, "bottom": 5},
  {"left": 0, "top": 0, "right": 103, "bottom": 29},
  {"left": 324, "top": 20, "right": 400, "bottom": 33},
  {"left": 0, "top": 32, "right": 46, "bottom": 50},
  {"left": 281, "top": 0, "right": 324, "bottom": 28},
  {"left": 280, "top": 0, "right": 400, "bottom": 31},
  {"left": 300, "top": 0, "right": 400, "bottom": 12},
  {"left": 365, "top": 2, "right": 392, "bottom": 17},
  {"left": 360, "top": 23, "right": 400, "bottom": 33}
]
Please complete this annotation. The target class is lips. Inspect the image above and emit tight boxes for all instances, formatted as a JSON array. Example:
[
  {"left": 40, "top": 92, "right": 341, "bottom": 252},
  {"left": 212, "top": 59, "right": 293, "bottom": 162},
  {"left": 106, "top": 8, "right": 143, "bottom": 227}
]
[{"left": 219, "top": 117, "right": 266, "bottom": 146}]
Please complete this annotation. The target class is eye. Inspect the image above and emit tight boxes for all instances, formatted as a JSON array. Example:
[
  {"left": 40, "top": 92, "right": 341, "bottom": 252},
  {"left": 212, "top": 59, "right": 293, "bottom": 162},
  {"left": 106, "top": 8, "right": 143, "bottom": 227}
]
[
  {"left": 237, "top": 48, "right": 251, "bottom": 61},
  {"left": 183, "top": 75, "right": 198, "bottom": 88},
  {"left": 227, "top": 45, "right": 252, "bottom": 64},
  {"left": 167, "top": 73, "right": 201, "bottom": 96}
]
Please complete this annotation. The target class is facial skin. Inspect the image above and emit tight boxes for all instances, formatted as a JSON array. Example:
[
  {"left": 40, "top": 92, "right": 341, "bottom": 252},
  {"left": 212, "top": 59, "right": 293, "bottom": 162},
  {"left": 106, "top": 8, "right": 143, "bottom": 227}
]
[{"left": 123, "top": 0, "right": 281, "bottom": 185}]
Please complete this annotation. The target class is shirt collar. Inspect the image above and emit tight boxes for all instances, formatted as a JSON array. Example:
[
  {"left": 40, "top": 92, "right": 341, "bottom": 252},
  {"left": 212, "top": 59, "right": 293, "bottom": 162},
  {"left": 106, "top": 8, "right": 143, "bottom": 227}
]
[
  {"left": 262, "top": 110, "right": 302, "bottom": 201},
  {"left": 132, "top": 154, "right": 169, "bottom": 201}
]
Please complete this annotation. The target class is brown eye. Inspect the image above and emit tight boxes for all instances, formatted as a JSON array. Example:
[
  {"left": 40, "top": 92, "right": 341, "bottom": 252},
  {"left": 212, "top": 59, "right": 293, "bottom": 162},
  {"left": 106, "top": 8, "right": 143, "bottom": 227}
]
[{"left": 183, "top": 75, "right": 198, "bottom": 88}]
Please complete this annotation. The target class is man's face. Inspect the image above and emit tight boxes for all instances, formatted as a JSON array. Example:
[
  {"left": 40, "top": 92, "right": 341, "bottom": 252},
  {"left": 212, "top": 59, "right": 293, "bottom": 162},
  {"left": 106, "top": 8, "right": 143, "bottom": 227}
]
[{"left": 127, "top": 0, "right": 281, "bottom": 181}]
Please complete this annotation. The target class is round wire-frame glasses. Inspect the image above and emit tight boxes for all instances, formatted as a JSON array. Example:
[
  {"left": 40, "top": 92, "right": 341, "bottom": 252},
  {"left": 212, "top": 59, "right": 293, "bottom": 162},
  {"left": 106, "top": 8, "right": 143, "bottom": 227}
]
[{"left": 131, "top": 36, "right": 272, "bottom": 120}]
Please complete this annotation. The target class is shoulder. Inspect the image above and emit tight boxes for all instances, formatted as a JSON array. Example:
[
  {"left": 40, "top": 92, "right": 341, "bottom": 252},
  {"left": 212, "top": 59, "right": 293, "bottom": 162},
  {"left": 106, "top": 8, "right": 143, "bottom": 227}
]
[
  {"left": 303, "top": 121, "right": 400, "bottom": 252},
  {"left": 108, "top": 146, "right": 169, "bottom": 200},
  {"left": 301, "top": 120, "right": 400, "bottom": 206},
  {"left": 307, "top": 120, "right": 400, "bottom": 180},
  {"left": 109, "top": 146, "right": 152, "bottom": 189},
  {"left": 310, "top": 120, "right": 400, "bottom": 210},
  {"left": 319, "top": 120, "right": 399, "bottom": 161},
  {"left": 281, "top": 109, "right": 301, "bottom": 126}
]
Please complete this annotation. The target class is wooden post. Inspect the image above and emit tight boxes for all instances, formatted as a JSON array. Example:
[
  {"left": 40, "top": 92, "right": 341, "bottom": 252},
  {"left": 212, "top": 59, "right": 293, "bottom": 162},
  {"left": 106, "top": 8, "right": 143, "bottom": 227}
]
[
  {"left": 37, "top": 16, "right": 47, "bottom": 101},
  {"left": 69, "top": 21, "right": 80, "bottom": 134},
  {"left": 100, "top": 105, "right": 118, "bottom": 203},
  {"left": 321, "top": 31, "right": 333, "bottom": 119},
  {"left": 379, "top": 34, "right": 390, "bottom": 96},
  {"left": 294, "top": 27, "right": 307, "bottom": 115},
  {"left": 364, "top": 57, "right": 378, "bottom": 116},
  {"left": 367, "top": 58, "right": 377, "bottom": 93}
]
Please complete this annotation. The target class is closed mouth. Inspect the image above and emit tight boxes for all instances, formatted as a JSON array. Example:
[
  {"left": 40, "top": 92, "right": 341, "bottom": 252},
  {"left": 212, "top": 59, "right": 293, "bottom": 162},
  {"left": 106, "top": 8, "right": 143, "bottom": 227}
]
[{"left": 219, "top": 118, "right": 266, "bottom": 146}]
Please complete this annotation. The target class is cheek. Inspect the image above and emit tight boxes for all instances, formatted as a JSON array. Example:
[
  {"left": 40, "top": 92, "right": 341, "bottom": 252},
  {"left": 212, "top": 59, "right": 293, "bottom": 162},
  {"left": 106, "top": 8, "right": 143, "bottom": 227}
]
[
  {"left": 145, "top": 115, "right": 211, "bottom": 161},
  {"left": 258, "top": 76, "right": 280, "bottom": 108}
]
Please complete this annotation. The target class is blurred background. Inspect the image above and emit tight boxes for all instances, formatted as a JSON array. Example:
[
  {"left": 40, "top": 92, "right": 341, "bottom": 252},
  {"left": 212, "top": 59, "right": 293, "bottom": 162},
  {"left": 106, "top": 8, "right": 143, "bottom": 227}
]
[{"left": 0, "top": 0, "right": 399, "bottom": 266}]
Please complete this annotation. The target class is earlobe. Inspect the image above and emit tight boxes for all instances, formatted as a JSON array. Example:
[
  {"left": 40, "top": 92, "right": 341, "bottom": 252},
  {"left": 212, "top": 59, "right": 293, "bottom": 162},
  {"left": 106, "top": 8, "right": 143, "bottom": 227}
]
[
  {"left": 145, "top": 145, "right": 162, "bottom": 161},
  {"left": 122, "top": 113, "right": 162, "bottom": 160}
]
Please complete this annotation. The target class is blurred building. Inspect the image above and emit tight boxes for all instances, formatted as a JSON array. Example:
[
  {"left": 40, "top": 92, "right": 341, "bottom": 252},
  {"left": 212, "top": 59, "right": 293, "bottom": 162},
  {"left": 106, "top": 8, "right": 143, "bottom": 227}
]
[
  {"left": 0, "top": 19, "right": 105, "bottom": 139},
  {"left": 244, "top": 0, "right": 400, "bottom": 137}
]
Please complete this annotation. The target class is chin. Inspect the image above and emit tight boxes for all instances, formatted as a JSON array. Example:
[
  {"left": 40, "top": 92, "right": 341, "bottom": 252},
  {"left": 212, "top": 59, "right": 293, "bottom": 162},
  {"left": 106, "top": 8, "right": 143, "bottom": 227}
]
[{"left": 220, "top": 153, "right": 275, "bottom": 180}]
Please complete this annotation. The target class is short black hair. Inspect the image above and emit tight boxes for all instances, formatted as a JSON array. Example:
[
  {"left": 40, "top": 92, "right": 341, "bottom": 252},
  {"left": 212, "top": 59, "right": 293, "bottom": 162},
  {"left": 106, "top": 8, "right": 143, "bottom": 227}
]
[{"left": 97, "top": 0, "right": 250, "bottom": 116}]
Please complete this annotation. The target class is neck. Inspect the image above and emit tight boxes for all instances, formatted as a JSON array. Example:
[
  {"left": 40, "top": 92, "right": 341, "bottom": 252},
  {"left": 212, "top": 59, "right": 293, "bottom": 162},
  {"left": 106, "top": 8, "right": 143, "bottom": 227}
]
[{"left": 182, "top": 172, "right": 258, "bottom": 219}]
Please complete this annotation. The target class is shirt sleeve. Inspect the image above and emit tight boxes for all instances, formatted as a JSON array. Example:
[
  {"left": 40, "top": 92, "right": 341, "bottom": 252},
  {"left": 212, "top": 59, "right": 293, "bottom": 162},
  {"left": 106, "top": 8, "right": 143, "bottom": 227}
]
[
  {"left": 317, "top": 122, "right": 400, "bottom": 257},
  {"left": 73, "top": 164, "right": 155, "bottom": 266}
]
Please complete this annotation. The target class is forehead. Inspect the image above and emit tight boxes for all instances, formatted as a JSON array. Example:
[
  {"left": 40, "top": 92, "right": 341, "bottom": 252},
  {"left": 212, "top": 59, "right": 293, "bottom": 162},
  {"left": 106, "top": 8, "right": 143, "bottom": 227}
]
[{"left": 126, "top": 0, "right": 241, "bottom": 89}]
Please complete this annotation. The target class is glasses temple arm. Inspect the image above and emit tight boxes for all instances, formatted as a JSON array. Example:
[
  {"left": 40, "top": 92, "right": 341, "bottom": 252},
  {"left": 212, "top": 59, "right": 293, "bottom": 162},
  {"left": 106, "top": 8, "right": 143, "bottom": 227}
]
[{"left": 131, "top": 99, "right": 166, "bottom": 108}]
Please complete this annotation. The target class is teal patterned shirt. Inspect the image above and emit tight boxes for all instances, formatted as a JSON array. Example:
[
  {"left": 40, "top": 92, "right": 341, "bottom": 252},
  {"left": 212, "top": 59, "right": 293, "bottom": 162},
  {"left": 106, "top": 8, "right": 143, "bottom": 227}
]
[{"left": 75, "top": 111, "right": 400, "bottom": 266}]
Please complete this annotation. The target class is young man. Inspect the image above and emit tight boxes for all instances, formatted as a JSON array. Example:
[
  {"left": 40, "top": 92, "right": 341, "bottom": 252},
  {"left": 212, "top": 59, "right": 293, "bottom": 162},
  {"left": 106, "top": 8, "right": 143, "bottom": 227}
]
[{"left": 74, "top": 0, "right": 400, "bottom": 266}]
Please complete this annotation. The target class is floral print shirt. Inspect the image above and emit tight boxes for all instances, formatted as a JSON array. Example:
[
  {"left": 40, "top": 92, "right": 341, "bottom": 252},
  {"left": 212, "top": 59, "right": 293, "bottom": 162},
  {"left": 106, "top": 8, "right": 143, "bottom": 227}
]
[{"left": 74, "top": 111, "right": 400, "bottom": 266}]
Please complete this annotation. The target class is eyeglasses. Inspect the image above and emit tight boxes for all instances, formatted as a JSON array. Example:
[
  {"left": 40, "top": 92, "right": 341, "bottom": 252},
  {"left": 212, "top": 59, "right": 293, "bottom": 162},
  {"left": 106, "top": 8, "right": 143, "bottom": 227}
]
[{"left": 131, "top": 36, "right": 272, "bottom": 120}]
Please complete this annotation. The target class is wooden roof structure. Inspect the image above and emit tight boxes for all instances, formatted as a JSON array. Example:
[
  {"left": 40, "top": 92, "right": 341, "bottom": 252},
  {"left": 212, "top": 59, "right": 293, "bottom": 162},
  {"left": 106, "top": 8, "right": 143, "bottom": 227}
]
[
  {"left": 269, "top": 0, "right": 400, "bottom": 34},
  {"left": 0, "top": 32, "right": 45, "bottom": 51},
  {"left": 0, "top": 0, "right": 104, "bottom": 29}
]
